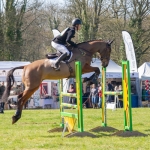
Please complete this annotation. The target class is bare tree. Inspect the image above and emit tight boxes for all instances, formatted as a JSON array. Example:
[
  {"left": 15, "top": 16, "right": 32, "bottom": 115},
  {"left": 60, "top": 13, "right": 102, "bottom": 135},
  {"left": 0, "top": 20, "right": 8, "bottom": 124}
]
[
  {"left": 98, "top": 0, "right": 150, "bottom": 66},
  {"left": 0, "top": 0, "right": 149, "bottom": 65},
  {"left": 128, "top": 0, "right": 150, "bottom": 66},
  {"left": 65, "top": 0, "right": 106, "bottom": 42}
]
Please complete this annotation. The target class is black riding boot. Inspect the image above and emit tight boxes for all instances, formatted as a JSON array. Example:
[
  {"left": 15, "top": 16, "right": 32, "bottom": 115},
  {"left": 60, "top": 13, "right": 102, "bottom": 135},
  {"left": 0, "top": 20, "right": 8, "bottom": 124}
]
[
  {"left": 0, "top": 102, "right": 4, "bottom": 113},
  {"left": 54, "top": 53, "right": 68, "bottom": 70}
]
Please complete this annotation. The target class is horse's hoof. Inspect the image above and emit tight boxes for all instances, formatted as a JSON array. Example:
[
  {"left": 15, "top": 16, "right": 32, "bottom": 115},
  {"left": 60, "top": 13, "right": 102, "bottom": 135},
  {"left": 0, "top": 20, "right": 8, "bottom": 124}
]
[{"left": 12, "top": 115, "right": 20, "bottom": 124}]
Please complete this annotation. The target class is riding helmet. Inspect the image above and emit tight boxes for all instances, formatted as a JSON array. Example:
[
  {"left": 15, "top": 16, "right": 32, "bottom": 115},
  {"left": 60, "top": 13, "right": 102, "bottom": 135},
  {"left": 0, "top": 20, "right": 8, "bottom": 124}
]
[{"left": 72, "top": 18, "right": 82, "bottom": 26}]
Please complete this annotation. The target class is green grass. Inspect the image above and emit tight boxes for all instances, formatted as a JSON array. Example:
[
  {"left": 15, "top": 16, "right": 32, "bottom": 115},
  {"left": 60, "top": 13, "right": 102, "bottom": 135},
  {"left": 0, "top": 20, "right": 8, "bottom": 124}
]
[{"left": 0, "top": 108, "right": 150, "bottom": 150}]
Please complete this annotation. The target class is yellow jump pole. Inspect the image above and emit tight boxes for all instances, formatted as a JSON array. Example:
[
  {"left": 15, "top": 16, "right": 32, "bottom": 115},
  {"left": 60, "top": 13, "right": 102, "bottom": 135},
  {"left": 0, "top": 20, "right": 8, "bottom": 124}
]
[
  {"left": 102, "top": 67, "right": 107, "bottom": 127},
  {"left": 122, "top": 60, "right": 133, "bottom": 131}
]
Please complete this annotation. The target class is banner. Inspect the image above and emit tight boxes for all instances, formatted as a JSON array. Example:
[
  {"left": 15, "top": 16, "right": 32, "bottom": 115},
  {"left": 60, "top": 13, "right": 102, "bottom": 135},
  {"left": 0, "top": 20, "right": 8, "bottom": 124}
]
[
  {"left": 122, "top": 31, "right": 141, "bottom": 106},
  {"left": 40, "top": 83, "right": 48, "bottom": 96},
  {"left": 122, "top": 31, "right": 137, "bottom": 72}
]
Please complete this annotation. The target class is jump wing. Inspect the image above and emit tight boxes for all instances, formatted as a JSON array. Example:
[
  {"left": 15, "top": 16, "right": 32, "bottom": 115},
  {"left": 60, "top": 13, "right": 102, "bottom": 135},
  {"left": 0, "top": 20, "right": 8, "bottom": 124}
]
[{"left": 52, "top": 29, "right": 60, "bottom": 38}]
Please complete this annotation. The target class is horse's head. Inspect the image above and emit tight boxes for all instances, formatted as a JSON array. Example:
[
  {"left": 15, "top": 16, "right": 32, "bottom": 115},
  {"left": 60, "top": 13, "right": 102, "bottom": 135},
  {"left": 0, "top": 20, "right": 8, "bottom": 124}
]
[
  {"left": 71, "top": 39, "right": 114, "bottom": 68},
  {"left": 98, "top": 40, "right": 114, "bottom": 68}
]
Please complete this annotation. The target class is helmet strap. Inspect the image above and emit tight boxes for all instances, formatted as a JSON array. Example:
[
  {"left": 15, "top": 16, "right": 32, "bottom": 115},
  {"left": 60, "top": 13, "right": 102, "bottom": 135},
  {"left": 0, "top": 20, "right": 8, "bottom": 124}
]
[{"left": 75, "top": 25, "right": 79, "bottom": 31}]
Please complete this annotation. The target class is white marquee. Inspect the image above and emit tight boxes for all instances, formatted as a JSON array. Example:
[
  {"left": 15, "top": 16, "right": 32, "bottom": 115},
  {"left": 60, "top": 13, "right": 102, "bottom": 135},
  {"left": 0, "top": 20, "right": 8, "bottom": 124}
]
[
  {"left": 0, "top": 61, "right": 30, "bottom": 81},
  {"left": 82, "top": 59, "right": 139, "bottom": 78}
]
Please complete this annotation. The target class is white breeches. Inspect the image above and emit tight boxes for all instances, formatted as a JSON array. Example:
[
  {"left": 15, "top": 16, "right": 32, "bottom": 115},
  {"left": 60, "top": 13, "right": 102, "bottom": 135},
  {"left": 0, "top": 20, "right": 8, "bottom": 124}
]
[{"left": 51, "top": 41, "right": 70, "bottom": 56}]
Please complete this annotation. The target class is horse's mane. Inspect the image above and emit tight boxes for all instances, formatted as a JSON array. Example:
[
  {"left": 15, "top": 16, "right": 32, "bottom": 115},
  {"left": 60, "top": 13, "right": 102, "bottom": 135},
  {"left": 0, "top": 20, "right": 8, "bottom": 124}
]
[
  {"left": 77, "top": 39, "right": 104, "bottom": 45},
  {"left": 67, "top": 39, "right": 105, "bottom": 50}
]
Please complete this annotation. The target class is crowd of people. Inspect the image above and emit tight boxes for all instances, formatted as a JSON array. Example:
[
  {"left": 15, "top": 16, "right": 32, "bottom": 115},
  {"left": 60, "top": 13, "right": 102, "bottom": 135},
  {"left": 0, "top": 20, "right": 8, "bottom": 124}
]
[
  {"left": 67, "top": 82, "right": 102, "bottom": 109},
  {"left": 0, "top": 79, "right": 123, "bottom": 113},
  {"left": 66, "top": 81, "right": 123, "bottom": 109},
  {"left": 88, "top": 83, "right": 102, "bottom": 109},
  {"left": 106, "top": 81, "right": 123, "bottom": 108},
  {"left": 85, "top": 81, "right": 123, "bottom": 109},
  {"left": 0, "top": 82, "right": 24, "bottom": 113}
]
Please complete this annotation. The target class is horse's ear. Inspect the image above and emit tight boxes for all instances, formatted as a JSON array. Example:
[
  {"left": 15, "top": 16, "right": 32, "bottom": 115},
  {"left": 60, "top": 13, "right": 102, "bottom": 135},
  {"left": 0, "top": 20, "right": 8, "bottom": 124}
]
[
  {"left": 108, "top": 39, "right": 115, "bottom": 45},
  {"left": 107, "top": 39, "right": 114, "bottom": 46}
]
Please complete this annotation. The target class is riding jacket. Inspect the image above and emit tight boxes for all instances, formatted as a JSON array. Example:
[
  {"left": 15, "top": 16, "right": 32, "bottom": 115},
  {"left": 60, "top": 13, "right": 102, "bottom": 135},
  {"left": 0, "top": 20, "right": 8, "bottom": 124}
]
[{"left": 52, "top": 27, "right": 77, "bottom": 47}]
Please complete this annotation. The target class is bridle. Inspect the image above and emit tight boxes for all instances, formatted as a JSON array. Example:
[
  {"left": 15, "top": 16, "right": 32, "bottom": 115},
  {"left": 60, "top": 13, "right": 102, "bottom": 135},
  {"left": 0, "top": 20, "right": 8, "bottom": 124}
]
[{"left": 98, "top": 43, "right": 111, "bottom": 62}]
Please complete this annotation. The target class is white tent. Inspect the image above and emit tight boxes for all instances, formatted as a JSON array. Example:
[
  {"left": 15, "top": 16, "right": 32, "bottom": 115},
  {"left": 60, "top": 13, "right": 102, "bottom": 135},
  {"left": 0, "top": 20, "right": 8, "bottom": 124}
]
[
  {"left": 138, "top": 62, "right": 150, "bottom": 80},
  {"left": 0, "top": 61, "right": 30, "bottom": 81},
  {"left": 82, "top": 59, "right": 139, "bottom": 78},
  {"left": 137, "top": 62, "right": 150, "bottom": 107},
  {"left": 82, "top": 58, "right": 141, "bottom": 106}
]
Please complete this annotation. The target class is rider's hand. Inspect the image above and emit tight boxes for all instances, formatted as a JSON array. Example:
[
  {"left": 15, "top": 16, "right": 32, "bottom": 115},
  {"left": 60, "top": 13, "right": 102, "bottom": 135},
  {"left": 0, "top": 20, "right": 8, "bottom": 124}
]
[{"left": 73, "top": 43, "right": 77, "bottom": 48}]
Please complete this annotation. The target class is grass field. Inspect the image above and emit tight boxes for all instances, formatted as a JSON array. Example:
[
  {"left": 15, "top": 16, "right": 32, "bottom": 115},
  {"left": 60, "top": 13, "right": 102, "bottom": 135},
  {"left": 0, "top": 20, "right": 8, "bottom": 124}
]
[{"left": 0, "top": 108, "right": 150, "bottom": 150}]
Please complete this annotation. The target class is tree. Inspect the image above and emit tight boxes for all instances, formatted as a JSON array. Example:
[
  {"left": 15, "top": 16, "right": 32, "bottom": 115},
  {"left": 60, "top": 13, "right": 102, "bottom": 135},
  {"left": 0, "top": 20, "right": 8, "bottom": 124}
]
[
  {"left": 0, "top": 12, "right": 5, "bottom": 60},
  {"left": 128, "top": 0, "right": 150, "bottom": 66},
  {"left": 66, "top": 0, "right": 105, "bottom": 42},
  {"left": 3, "top": 0, "right": 27, "bottom": 60},
  {"left": 97, "top": 0, "right": 150, "bottom": 66},
  {"left": 0, "top": 0, "right": 44, "bottom": 61}
]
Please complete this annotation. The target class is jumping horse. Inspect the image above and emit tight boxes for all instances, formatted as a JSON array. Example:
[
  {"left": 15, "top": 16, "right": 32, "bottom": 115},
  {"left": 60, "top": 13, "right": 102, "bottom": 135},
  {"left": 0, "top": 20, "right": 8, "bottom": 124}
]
[{"left": 1, "top": 39, "right": 113, "bottom": 124}]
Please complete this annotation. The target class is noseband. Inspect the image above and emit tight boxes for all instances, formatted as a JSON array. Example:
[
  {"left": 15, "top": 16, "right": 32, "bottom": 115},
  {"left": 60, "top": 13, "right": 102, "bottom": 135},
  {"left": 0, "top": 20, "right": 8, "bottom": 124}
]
[{"left": 99, "top": 43, "right": 111, "bottom": 61}]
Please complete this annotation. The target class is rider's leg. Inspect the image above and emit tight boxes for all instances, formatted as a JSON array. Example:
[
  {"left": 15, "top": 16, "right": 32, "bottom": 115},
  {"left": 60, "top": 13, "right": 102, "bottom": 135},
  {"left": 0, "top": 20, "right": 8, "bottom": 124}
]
[
  {"left": 54, "top": 53, "right": 68, "bottom": 69},
  {"left": 51, "top": 41, "right": 70, "bottom": 56},
  {"left": 51, "top": 41, "right": 70, "bottom": 69}
]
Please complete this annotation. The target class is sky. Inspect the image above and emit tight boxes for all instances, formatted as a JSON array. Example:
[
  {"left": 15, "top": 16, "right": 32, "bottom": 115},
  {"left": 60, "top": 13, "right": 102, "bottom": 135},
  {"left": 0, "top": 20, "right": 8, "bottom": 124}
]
[
  {"left": 43, "top": 0, "right": 65, "bottom": 5},
  {"left": 0, "top": 0, "right": 65, "bottom": 12}
]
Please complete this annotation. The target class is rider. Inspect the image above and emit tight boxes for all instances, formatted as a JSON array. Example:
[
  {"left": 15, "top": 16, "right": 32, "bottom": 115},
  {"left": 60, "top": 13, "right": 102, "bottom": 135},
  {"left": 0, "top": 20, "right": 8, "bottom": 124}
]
[{"left": 51, "top": 18, "right": 82, "bottom": 70}]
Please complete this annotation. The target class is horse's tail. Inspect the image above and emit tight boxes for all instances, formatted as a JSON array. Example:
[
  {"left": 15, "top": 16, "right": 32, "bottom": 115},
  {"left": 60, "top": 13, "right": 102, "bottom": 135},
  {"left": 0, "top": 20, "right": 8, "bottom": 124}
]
[{"left": 1, "top": 66, "right": 24, "bottom": 102}]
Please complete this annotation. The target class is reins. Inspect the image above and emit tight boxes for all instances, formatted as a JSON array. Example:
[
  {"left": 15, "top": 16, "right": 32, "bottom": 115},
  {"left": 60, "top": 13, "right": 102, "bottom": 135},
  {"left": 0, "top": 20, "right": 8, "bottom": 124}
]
[
  {"left": 77, "top": 47, "right": 92, "bottom": 57},
  {"left": 71, "top": 46, "right": 92, "bottom": 57}
]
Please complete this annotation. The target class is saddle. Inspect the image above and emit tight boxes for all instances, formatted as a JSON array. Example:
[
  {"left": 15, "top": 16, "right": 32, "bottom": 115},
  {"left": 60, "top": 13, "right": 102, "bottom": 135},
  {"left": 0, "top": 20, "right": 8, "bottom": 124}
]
[
  {"left": 45, "top": 52, "right": 61, "bottom": 59},
  {"left": 45, "top": 51, "right": 72, "bottom": 62}
]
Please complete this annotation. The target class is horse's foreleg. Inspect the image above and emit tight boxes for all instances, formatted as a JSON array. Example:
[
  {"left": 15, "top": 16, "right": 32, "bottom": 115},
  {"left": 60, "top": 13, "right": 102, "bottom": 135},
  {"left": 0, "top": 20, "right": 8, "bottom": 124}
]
[
  {"left": 12, "top": 87, "right": 38, "bottom": 124},
  {"left": 82, "top": 64, "right": 100, "bottom": 76},
  {"left": 82, "top": 64, "right": 100, "bottom": 84}
]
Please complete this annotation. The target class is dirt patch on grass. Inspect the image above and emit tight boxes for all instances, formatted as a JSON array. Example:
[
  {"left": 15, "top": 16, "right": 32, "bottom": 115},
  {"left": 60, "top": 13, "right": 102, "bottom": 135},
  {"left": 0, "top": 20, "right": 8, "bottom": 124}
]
[
  {"left": 90, "top": 126, "right": 118, "bottom": 132},
  {"left": 48, "top": 127, "right": 66, "bottom": 132},
  {"left": 65, "top": 131, "right": 97, "bottom": 138},
  {"left": 112, "top": 130, "right": 148, "bottom": 137},
  {"left": 48, "top": 128, "right": 96, "bottom": 138}
]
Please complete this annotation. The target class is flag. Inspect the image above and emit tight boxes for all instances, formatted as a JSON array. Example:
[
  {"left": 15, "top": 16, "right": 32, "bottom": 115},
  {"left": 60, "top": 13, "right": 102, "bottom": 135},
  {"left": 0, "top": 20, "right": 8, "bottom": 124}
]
[{"left": 122, "top": 31, "right": 137, "bottom": 72}]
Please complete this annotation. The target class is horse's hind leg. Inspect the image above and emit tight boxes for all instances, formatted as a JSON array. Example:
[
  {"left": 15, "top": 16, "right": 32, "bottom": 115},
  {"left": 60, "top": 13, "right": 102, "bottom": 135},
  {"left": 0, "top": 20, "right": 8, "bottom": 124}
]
[{"left": 12, "top": 87, "right": 38, "bottom": 124}]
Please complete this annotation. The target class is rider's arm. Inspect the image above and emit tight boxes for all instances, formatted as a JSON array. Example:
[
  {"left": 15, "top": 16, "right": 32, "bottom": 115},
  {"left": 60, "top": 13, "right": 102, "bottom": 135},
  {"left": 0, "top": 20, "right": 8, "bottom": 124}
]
[{"left": 66, "top": 29, "right": 77, "bottom": 47}]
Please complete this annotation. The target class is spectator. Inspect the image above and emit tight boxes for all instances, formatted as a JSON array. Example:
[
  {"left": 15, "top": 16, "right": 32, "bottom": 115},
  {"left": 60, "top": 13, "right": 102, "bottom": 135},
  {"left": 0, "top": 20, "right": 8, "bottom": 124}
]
[
  {"left": 0, "top": 82, "right": 5, "bottom": 113},
  {"left": 98, "top": 84, "right": 102, "bottom": 108},
  {"left": 114, "top": 83, "right": 119, "bottom": 107},
  {"left": 106, "top": 81, "right": 113, "bottom": 103},
  {"left": 55, "top": 91, "right": 60, "bottom": 109},
  {"left": 117, "top": 85, "right": 123, "bottom": 108},
  {"left": 114, "top": 84, "right": 119, "bottom": 91},
  {"left": 90, "top": 84, "right": 98, "bottom": 109},
  {"left": 107, "top": 81, "right": 113, "bottom": 91},
  {"left": 67, "top": 84, "right": 76, "bottom": 104}
]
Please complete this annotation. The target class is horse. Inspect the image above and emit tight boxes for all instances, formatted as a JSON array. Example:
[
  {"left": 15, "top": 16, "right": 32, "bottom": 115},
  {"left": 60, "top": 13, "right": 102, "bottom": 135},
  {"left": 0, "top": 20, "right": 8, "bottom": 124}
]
[{"left": 1, "top": 39, "right": 113, "bottom": 124}]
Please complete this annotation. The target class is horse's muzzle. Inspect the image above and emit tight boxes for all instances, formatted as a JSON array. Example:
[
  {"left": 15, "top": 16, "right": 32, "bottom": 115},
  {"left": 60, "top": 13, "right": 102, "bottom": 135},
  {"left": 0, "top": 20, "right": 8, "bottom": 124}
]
[{"left": 102, "top": 62, "right": 108, "bottom": 68}]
